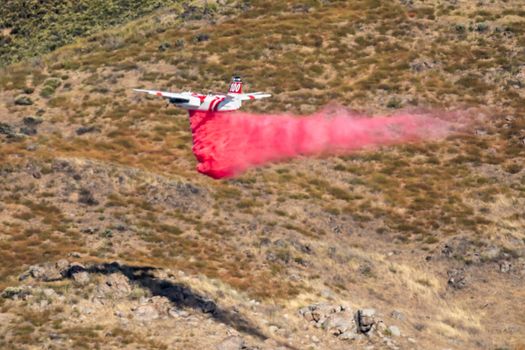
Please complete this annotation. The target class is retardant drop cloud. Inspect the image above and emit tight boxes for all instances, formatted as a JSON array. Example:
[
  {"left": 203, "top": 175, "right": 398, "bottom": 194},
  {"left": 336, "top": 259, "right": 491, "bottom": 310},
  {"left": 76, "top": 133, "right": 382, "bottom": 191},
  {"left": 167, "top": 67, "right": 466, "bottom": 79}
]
[{"left": 189, "top": 105, "right": 453, "bottom": 179}]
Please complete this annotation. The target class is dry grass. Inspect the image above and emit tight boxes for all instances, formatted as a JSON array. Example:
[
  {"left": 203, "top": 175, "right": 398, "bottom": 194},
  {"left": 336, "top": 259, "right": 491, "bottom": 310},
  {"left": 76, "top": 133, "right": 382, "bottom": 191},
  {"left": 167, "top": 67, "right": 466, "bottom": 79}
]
[{"left": 0, "top": 0, "right": 524, "bottom": 349}]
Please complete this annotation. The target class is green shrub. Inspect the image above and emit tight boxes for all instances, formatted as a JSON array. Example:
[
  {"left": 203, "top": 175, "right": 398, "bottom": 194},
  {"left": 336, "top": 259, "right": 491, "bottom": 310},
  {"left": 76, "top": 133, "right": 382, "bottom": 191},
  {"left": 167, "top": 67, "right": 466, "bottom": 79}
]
[{"left": 40, "top": 78, "right": 61, "bottom": 98}]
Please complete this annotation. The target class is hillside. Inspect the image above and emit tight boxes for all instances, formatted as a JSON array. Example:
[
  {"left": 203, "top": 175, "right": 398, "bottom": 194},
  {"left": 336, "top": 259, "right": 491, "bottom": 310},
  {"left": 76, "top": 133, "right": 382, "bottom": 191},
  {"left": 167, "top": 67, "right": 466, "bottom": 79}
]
[
  {"left": 1, "top": 0, "right": 524, "bottom": 349},
  {"left": 0, "top": 0, "right": 197, "bottom": 66}
]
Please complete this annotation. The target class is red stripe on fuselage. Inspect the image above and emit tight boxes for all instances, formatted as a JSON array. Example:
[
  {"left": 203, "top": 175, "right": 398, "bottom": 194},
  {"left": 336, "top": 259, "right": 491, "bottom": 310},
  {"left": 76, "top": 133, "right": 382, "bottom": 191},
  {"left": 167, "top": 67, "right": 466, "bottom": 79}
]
[
  {"left": 192, "top": 93, "right": 206, "bottom": 104},
  {"left": 208, "top": 97, "right": 218, "bottom": 111},
  {"left": 209, "top": 97, "right": 225, "bottom": 112},
  {"left": 213, "top": 97, "right": 225, "bottom": 111}
]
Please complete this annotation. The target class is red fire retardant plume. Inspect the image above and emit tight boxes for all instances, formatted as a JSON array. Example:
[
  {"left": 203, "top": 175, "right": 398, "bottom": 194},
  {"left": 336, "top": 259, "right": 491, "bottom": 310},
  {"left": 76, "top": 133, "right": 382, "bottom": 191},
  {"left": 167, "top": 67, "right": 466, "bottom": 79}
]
[{"left": 189, "top": 106, "right": 452, "bottom": 179}]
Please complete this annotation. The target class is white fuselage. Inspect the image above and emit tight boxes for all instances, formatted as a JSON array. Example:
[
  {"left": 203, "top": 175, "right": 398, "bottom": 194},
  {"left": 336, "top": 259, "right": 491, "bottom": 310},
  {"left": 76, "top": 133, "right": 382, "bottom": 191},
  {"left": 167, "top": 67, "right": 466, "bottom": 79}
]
[
  {"left": 172, "top": 92, "right": 242, "bottom": 112},
  {"left": 133, "top": 79, "right": 270, "bottom": 115}
]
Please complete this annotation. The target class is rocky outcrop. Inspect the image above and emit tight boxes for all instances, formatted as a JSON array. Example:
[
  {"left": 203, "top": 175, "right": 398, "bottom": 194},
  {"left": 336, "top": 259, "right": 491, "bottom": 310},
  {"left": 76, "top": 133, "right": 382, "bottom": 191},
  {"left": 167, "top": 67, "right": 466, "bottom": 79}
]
[
  {"left": 132, "top": 296, "right": 172, "bottom": 321},
  {"left": 96, "top": 273, "right": 132, "bottom": 298},
  {"left": 19, "top": 259, "right": 73, "bottom": 282},
  {"left": 1, "top": 286, "right": 31, "bottom": 300},
  {"left": 2, "top": 259, "right": 271, "bottom": 348},
  {"left": 299, "top": 303, "right": 403, "bottom": 348}
]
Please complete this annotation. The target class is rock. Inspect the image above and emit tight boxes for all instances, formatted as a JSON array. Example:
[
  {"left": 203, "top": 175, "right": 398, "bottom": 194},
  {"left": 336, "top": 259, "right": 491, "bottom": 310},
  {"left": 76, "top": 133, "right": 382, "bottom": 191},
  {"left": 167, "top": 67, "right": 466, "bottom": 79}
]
[
  {"left": 82, "top": 227, "right": 98, "bottom": 235},
  {"left": 474, "top": 22, "right": 489, "bottom": 32},
  {"left": 310, "top": 303, "right": 341, "bottom": 322},
  {"left": 18, "top": 271, "right": 30, "bottom": 281},
  {"left": 28, "top": 263, "right": 64, "bottom": 282},
  {"left": 518, "top": 258, "right": 525, "bottom": 275},
  {"left": 322, "top": 310, "right": 355, "bottom": 334},
  {"left": 388, "top": 326, "right": 401, "bottom": 337},
  {"left": 72, "top": 271, "right": 90, "bottom": 284},
  {"left": 20, "top": 126, "right": 37, "bottom": 136},
  {"left": 114, "top": 310, "right": 125, "bottom": 318},
  {"left": 499, "top": 261, "right": 512, "bottom": 273},
  {"left": 42, "top": 288, "right": 56, "bottom": 298},
  {"left": 14, "top": 95, "right": 33, "bottom": 105},
  {"left": 311, "top": 335, "right": 319, "bottom": 343},
  {"left": 97, "top": 273, "right": 132, "bottom": 297},
  {"left": 339, "top": 330, "right": 360, "bottom": 340},
  {"left": 356, "top": 309, "right": 375, "bottom": 333},
  {"left": 455, "top": 24, "right": 466, "bottom": 33},
  {"left": 22, "top": 87, "right": 34, "bottom": 94},
  {"left": 23, "top": 116, "right": 43, "bottom": 126},
  {"left": 300, "top": 302, "right": 354, "bottom": 335},
  {"left": 0, "top": 122, "right": 16, "bottom": 138},
  {"left": 115, "top": 224, "right": 127, "bottom": 232},
  {"left": 216, "top": 336, "right": 244, "bottom": 350},
  {"left": 26, "top": 143, "right": 38, "bottom": 151},
  {"left": 447, "top": 268, "right": 467, "bottom": 289},
  {"left": 301, "top": 309, "right": 315, "bottom": 322},
  {"left": 1, "top": 286, "right": 30, "bottom": 300},
  {"left": 158, "top": 42, "right": 171, "bottom": 51},
  {"left": 49, "top": 333, "right": 62, "bottom": 341},
  {"left": 194, "top": 33, "right": 210, "bottom": 42},
  {"left": 133, "top": 304, "right": 159, "bottom": 322},
  {"left": 482, "top": 247, "right": 500, "bottom": 261},
  {"left": 385, "top": 338, "right": 398, "bottom": 350},
  {"left": 361, "top": 308, "right": 376, "bottom": 317},
  {"left": 273, "top": 239, "right": 287, "bottom": 248},
  {"left": 76, "top": 125, "right": 100, "bottom": 135},
  {"left": 134, "top": 296, "right": 171, "bottom": 321},
  {"left": 78, "top": 306, "right": 93, "bottom": 315},
  {"left": 168, "top": 308, "right": 189, "bottom": 318},
  {"left": 56, "top": 259, "right": 70, "bottom": 272},
  {"left": 376, "top": 320, "right": 387, "bottom": 332},
  {"left": 475, "top": 129, "right": 487, "bottom": 136},
  {"left": 410, "top": 58, "right": 436, "bottom": 72},
  {"left": 268, "top": 325, "right": 279, "bottom": 333},
  {"left": 442, "top": 244, "right": 453, "bottom": 257},
  {"left": 201, "top": 300, "right": 217, "bottom": 314},
  {"left": 78, "top": 188, "right": 98, "bottom": 206}
]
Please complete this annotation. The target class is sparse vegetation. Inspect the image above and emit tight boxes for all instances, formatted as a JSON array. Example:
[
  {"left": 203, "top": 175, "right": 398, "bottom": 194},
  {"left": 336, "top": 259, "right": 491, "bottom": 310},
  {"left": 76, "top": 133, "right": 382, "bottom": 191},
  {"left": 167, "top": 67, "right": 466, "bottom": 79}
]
[{"left": 0, "top": 0, "right": 524, "bottom": 349}]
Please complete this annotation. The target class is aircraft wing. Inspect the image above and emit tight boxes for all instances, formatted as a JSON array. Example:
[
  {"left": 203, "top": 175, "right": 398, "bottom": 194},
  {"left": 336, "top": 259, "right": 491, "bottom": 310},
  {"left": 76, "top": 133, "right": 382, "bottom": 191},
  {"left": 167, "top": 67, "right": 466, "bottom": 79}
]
[
  {"left": 133, "top": 89, "right": 190, "bottom": 103},
  {"left": 228, "top": 92, "right": 271, "bottom": 101}
]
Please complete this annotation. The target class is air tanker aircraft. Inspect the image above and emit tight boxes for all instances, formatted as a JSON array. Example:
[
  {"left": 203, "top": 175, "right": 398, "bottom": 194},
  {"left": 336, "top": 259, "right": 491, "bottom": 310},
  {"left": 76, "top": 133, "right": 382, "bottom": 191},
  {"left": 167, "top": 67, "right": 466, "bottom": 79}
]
[{"left": 134, "top": 76, "right": 271, "bottom": 116}]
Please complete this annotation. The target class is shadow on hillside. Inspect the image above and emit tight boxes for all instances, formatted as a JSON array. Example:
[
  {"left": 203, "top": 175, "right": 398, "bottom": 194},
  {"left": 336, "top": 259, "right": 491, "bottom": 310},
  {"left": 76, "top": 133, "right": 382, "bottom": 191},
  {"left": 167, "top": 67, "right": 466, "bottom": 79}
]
[{"left": 65, "top": 262, "right": 286, "bottom": 345}]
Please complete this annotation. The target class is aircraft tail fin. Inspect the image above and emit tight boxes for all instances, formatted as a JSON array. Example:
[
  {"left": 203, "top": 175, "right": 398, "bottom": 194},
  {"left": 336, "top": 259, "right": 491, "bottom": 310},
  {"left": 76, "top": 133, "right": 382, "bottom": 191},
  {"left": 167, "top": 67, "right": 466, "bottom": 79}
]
[{"left": 227, "top": 76, "right": 243, "bottom": 94}]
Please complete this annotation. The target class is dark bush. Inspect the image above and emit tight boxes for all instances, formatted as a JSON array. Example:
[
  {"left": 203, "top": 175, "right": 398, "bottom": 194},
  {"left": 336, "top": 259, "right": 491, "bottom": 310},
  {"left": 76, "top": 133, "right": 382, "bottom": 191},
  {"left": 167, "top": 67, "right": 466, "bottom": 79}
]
[{"left": 14, "top": 96, "right": 33, "bottom": 105}]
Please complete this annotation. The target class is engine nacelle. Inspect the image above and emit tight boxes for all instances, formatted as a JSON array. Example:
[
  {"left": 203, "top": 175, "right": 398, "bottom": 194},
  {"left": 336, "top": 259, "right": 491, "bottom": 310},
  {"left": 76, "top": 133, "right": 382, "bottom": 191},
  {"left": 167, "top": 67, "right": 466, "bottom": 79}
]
[{"left": 169, "top": 96, "right": 201, "bottom": 108}]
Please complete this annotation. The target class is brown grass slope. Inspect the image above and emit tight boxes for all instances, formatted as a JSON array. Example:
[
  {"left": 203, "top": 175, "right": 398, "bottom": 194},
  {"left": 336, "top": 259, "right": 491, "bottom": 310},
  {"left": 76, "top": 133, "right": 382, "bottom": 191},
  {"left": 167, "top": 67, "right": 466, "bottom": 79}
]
[{"left": 1, "top": 0, "right": 524, "bottom": 349}]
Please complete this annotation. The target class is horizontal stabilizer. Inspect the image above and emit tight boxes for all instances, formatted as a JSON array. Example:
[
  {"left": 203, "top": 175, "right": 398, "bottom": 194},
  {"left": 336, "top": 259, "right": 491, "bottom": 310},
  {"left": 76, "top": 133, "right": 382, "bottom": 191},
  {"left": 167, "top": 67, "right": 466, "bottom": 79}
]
[
  {"left": 228, "top": 92, "right": 272, "bottom": 101},
  {"left": 133, "top": 89, "right": 189, "bottom": 100}
]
